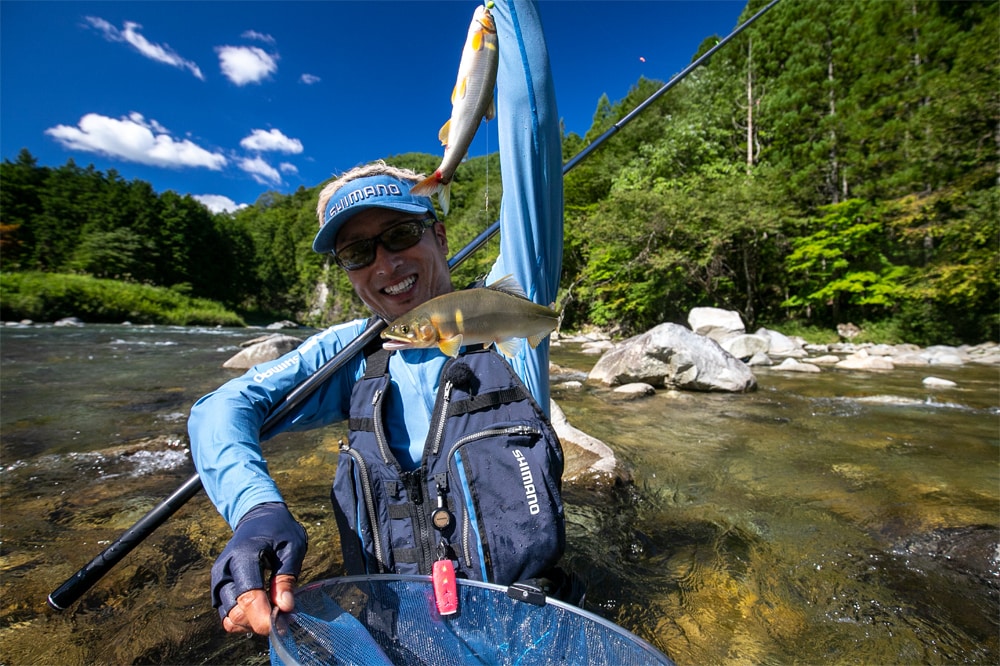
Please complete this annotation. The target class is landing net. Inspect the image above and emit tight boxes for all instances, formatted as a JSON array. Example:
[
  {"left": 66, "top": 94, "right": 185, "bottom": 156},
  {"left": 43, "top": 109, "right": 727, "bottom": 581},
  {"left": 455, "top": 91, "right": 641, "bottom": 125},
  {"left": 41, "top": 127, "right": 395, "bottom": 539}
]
[{"left": 269, "top": 574, "right": 674, "bottom": 666}]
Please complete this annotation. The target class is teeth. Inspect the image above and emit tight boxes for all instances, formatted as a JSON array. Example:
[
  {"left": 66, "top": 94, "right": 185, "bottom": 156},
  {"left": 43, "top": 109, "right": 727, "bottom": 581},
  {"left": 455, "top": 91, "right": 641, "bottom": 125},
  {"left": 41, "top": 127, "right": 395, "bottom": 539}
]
[{"left": 384, "top": 275, "right": 416, "bottom": 296}]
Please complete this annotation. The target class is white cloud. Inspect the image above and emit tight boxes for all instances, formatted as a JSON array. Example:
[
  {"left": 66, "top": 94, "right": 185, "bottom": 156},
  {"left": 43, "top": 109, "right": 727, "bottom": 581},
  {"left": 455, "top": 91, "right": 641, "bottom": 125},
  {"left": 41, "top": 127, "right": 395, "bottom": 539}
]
[
  {"left": 279, "top": 162, "right": 298, "bottom": 175},
  {"left": 216, "top": 45, "right": 278, "bottom": 85},
  {"left": 241, "top": 30, "right": 275, "bottom": 44},
  {"left": 45, "top": 113, "right": 226, "bottom": 170},
  {"left": 84, "top": 16, "right": 204, "bottom": 80},
  {"left": 239, "top": 156, "right": 281, "bottom": 186},
  {"left": 240, "top": 128, "right": 303, "bottom": 154},
  {"left": 193, "top": 194, "right": 247, "bottom": 214},
  {"left": 300, "top": 73, "right": 321, "bottom": 85}
]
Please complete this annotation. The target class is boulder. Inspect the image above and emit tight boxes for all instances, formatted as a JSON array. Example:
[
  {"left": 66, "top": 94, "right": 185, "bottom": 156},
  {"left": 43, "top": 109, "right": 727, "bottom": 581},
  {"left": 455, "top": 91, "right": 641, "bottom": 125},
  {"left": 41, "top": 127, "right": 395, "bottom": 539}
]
[
  {"left": 774, "top": 358, "right": 821, "bottom": 373},
  {"left": 224, "top": 334, "right": 302, "bottom": 369},
  {"left": 755, "top": 327, "right": 804, "bottom": 357},
  {"left": 54, "top": 317, "right": 84, "bottom": 327},
  {"left": 549, "top": 400, "right": 626, "bottom": 482},
  {"left": 589, "top": 323, "right": 757, "bottom": 393},
  {"left": 721, "top": 333, "right": 771, "bottom": 360},
  {"left": 688, "top": 307, "right": 745, "bottom": 342}
]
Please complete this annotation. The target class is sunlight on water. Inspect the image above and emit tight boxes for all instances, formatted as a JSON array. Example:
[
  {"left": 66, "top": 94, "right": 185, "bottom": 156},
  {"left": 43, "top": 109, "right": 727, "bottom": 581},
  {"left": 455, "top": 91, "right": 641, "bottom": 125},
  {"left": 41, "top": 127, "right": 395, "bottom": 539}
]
[{"left": 551, "top": 345, "right": 998, "bottom": 665}]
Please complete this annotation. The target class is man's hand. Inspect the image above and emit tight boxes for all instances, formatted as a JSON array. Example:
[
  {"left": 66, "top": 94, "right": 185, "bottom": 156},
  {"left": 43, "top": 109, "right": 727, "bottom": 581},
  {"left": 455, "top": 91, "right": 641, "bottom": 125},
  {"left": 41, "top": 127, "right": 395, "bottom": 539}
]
[
  {"left": 221, "top": 574, "right": 297, "bottom": 635},
  {"left": 211, "top": 502, "right": 307, "bottom": 636}
]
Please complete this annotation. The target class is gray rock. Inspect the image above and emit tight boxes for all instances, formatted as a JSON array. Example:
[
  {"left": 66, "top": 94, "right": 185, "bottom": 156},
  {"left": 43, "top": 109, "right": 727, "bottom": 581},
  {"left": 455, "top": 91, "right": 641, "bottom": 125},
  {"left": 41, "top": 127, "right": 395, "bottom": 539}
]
[
  {"left": 810, "top": 354, "right": 842, "bottom": 365},
  {"left": 721, "top": 333, "right": 770, "bottom": 360},
  {"left": 267, "top": 320, "right": 301, "bottom": 330},
  {"left": 589, "top": 323, "right": 756, "bottom": 393},
  {"left": 223, "top": 334, "right": 302, "bottom": 369},
  {"left": 922, "top": 376, "right": 958, "bottom": 389},
  {"left": 54, "top": 317, "right": 84, "bottom": 327},
  {"left": 688, "top": 307, "right": 745, "bottom": 342},
  {"left": 754, "top": 327, "right": 803, "bottom": 357},
  {"left": 613, "top": 382, "right": 656, "bottom": 398},
  {"left": 746, "top": 351, "right": 773, "bottom": 367},
  {"left": 549, "top": 400, "right": 625, "bottom": 482},
  {"left": 835, "top": 350, "right": 895, "bottom": 371},
  {"left": 774, "top": 358, "right": 821, "bottom": 373}
]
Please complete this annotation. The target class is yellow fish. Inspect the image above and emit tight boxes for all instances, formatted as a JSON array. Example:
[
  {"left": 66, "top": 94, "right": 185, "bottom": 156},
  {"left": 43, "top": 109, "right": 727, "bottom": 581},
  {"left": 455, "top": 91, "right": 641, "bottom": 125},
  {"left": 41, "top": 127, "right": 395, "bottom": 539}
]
[
  {"left": 410, "top": 3, "right": 499, "bottom": 215},
  {"left": 381, "top": 275, "right": 559, "bottom": 359}
]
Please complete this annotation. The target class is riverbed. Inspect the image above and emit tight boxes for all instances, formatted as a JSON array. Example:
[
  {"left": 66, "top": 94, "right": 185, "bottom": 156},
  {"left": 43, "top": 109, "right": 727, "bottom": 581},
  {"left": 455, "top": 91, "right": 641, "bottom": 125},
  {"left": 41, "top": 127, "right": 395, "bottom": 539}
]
[{"left": 1, "top": 324, "right": 997, "bottom": 664}]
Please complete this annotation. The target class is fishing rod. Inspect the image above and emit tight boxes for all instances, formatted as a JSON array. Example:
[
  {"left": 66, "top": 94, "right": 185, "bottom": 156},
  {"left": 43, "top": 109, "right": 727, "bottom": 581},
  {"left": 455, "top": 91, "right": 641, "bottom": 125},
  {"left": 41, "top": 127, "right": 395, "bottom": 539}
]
[{"left": 47, "top": 0, "right": 781, "bottom": 612}]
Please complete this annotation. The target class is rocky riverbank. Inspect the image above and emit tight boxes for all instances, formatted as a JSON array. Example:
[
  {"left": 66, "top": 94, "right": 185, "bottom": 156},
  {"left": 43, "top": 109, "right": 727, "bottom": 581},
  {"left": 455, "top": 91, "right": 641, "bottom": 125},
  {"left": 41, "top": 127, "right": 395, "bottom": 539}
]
[{"left": 553, "top": 307, "right": 999, "bottom": 398}]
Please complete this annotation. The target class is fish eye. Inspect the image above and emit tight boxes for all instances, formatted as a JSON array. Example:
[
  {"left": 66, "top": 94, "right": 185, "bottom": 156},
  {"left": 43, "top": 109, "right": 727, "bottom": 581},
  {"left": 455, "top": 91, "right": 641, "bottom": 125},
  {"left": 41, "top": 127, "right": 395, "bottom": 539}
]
[{"left": 397, "top": 324, "right": 409, "bottom": 334}]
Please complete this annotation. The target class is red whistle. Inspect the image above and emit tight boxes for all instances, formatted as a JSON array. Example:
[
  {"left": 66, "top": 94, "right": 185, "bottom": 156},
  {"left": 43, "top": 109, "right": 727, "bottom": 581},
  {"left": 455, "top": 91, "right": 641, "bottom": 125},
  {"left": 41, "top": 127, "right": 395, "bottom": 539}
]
[{"left": 432, "top": 560, "right": 459, "bottom": 615}]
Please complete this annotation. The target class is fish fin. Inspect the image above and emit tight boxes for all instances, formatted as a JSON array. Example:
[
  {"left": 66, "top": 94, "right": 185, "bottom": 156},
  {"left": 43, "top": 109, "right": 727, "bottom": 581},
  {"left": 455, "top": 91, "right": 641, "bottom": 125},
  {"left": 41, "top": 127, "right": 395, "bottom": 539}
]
[
  {"left": 410, "top": 173, "right": 440, "bottom": 197},
  {"left": 438, "top": 334, "right": 463, "bottom": 358},
  {"left": 484, "top": 94, "right": 496, "bottom": 122},
  {"left": 493, "top": 337, "right": 523, "bottom": 359},
  {"left": 472, "top": 29, "right": 483, "bottom": 52},
  {"left": 486, "top": 274, "right": 528, "bottom": 299},
  {"left": 439, "top": 182, "right": 451, "bottom": 216},
  {"left": 438, "top": 119, "right": 451, "bottom": 146},
  {"left": 527, "top": 333, "right": 549, "bottom": 349}
]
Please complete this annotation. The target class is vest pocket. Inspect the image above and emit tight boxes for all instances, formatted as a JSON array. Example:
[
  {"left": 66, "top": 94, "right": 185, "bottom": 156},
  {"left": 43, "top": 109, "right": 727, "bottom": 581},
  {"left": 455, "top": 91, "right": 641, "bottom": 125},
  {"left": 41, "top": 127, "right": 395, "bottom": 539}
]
[
  {"left": 332, "top": 446, "right": 391, "bottom": 574},
  {"left": 446, "top": 422, "right": 565, "bottom": 584}
]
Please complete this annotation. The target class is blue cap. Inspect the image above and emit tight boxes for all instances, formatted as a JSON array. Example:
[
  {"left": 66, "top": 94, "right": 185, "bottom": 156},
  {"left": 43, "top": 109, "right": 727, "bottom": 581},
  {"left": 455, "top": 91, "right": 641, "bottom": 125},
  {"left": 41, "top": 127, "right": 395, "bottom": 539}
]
[{"left": 313, "top": 174, "right": 437, "bottom": 253}]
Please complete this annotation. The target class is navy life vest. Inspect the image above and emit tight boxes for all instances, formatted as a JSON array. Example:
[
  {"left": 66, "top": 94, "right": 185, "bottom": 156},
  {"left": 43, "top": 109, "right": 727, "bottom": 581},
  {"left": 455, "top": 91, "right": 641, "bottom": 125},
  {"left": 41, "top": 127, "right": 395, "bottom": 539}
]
[{"left": 331, "top": 344, "right": 565, "bottom": 586}]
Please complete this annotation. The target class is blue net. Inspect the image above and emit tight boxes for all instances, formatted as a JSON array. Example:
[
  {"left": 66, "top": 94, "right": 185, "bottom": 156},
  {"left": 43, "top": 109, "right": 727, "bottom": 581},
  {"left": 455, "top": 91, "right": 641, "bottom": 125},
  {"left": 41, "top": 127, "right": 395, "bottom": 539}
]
[{"left": 270, "top": 575, "right": 674, "bottom": 666}]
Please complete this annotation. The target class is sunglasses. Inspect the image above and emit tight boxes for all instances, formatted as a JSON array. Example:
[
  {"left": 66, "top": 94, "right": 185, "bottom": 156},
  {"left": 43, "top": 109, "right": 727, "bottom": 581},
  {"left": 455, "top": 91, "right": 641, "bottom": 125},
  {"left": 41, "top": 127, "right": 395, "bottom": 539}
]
[{"left": 333, "top": 216, "right": 437, "bottom": 271}]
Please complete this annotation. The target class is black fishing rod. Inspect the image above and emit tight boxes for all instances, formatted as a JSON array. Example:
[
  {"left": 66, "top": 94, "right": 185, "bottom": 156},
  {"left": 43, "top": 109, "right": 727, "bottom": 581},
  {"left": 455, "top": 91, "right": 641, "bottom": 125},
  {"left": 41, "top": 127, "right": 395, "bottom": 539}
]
[{"left": 47, "top": 0, "right": 781, "bottom": 612}]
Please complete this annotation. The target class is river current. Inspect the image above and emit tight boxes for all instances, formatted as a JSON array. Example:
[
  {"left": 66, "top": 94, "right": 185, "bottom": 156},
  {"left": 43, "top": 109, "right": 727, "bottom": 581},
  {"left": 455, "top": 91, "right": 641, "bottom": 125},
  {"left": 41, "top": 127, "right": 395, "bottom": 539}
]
[{"left": 1, "top": 324, "right": 997, "bottom": 665}]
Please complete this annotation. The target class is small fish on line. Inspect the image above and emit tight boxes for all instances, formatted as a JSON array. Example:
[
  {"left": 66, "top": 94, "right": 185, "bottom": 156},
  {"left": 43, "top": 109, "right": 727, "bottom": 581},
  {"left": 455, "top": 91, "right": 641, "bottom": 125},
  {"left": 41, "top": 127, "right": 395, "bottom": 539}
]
[
  {"left": 381, "top": 275, "right": 559, "bottom": 359},
  {"left": 410, "top": 3, "right": 499, "bottom": 216}
]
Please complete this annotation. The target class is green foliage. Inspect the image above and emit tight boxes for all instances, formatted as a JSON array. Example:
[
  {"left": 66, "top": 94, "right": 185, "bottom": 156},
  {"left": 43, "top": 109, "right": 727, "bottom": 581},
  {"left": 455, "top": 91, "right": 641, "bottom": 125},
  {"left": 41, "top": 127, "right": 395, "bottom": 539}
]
[{"left": 0, "top": 272, "right": 245, "bottom": 326}]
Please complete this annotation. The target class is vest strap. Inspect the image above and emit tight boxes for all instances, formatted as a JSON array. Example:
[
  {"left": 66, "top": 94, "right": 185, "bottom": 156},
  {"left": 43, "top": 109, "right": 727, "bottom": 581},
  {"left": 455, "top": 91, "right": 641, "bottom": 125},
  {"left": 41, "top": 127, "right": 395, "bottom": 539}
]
[{"left": 448, "top": 386, "right": 531, "bottom": 417}]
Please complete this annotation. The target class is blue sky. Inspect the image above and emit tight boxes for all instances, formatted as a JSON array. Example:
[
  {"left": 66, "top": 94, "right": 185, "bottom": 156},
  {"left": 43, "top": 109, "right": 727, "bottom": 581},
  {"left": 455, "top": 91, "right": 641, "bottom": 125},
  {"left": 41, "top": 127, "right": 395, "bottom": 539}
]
[{"left": 1, "top": 1, "right": 745, "bottom": 213}]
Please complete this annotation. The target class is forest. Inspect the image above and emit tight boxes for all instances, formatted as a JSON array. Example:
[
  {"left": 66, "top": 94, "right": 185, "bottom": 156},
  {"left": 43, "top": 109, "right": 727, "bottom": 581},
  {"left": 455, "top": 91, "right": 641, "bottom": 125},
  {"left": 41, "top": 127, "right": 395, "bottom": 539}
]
[{"left": 1, "top": 0, "right": 997, "bottom": 345}]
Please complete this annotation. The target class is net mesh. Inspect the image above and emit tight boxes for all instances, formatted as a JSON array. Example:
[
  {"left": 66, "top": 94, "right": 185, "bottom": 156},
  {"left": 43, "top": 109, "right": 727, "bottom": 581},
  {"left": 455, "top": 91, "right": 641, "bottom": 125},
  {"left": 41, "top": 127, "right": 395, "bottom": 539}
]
[{"left": 269, "top": 575, "right": 673, "bottom": 666}]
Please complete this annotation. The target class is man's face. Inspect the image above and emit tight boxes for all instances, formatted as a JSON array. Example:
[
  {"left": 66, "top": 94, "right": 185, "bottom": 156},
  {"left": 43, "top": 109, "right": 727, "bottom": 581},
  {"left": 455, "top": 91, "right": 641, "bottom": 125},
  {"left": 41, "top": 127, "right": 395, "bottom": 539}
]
[{"left": 335, "top": 207, "right": 453, "bottom": 321}]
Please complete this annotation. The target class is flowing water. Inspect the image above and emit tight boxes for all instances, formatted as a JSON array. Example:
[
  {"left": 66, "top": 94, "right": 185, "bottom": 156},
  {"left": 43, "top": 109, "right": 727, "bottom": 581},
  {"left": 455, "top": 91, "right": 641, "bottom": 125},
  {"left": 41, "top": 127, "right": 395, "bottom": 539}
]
[{"left": 1, "top": 324, "right": 997, "bottom": 665}]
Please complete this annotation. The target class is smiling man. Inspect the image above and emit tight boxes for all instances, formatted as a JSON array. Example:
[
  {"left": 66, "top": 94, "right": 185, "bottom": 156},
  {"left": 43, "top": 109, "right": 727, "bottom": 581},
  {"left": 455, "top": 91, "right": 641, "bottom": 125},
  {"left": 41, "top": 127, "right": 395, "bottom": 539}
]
[{"left": 188, "top": 0, "right": 575, "bottom": 639}]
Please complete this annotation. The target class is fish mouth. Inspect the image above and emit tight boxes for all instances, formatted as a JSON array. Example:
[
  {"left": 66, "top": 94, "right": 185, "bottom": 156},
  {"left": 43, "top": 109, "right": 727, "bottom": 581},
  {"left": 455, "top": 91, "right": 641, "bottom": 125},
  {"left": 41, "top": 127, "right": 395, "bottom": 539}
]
[
  {"left": 381, "top": 339, "right": 414, "bottom": 350},
  {"left": 383, "top": 274, "right": 416, "bottom": 296}
]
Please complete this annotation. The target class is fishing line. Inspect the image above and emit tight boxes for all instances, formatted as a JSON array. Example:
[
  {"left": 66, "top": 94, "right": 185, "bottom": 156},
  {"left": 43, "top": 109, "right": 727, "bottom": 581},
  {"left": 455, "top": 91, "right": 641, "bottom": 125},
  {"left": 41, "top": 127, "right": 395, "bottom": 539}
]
[{"left": 47, "top": 0, "right": 782, "bottom": 612}]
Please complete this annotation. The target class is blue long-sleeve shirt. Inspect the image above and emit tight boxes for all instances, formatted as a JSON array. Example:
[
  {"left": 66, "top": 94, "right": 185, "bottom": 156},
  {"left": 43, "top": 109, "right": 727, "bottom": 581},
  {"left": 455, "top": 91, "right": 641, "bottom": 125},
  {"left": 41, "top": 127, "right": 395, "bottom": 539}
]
[{"left": 189, "top": 0, "right": 562, "bottom": 529}]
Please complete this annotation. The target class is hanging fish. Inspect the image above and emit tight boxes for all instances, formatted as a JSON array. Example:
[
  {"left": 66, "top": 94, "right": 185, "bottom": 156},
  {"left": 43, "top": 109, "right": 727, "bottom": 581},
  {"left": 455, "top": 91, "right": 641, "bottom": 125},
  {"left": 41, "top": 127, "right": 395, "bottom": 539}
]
[
  {"left": 381, "top": 275, "right": 559, "bottom": 359},
  {"left": 410, "top": 3, "right": 499, "bottom": 215}
]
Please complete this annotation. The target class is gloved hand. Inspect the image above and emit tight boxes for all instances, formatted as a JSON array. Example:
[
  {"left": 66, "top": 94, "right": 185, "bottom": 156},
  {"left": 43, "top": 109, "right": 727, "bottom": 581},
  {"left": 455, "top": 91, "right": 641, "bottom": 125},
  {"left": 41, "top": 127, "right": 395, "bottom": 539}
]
[{"left": 210, "top": 502, "right": 307, "bottom": 634}]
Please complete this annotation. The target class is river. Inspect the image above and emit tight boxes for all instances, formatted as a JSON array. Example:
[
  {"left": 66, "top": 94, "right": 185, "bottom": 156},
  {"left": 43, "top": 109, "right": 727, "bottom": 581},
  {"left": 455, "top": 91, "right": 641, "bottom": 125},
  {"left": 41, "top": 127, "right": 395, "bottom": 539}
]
[{"left": 1, "top": 324, "right": 997, "bottom": 665}]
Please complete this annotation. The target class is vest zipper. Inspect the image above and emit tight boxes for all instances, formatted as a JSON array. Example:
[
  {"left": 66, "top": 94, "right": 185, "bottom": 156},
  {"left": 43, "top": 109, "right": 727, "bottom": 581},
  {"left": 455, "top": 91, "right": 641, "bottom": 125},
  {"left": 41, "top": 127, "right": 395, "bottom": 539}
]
[
  {"left": 342, "top": 444, "right": 387, "bottom": 573},
  {"left": 371, "top": 388, "right": 393, "bottom": 465},
  {"left": 447, "top": 425, "right": 541, "bottom": 567},
  {"left": 428, "top": 381, "right": 454, "bottom": 457}
]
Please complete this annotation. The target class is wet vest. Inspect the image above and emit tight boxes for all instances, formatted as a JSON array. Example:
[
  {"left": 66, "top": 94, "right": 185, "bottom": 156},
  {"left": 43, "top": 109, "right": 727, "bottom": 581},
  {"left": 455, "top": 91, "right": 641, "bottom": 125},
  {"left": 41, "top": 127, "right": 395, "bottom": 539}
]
[{"left": 332, "top": 345, "right": 565, "bottom": 585}]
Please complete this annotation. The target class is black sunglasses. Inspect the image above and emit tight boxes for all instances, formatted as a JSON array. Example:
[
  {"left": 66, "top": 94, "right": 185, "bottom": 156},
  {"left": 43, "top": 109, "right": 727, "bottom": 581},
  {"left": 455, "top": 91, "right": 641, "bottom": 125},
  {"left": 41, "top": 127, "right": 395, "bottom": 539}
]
[{"left": 333, "top": 216, "right": 437, "bottom": 271}]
